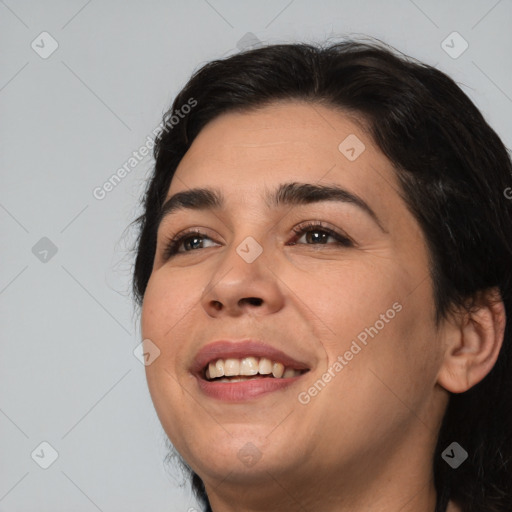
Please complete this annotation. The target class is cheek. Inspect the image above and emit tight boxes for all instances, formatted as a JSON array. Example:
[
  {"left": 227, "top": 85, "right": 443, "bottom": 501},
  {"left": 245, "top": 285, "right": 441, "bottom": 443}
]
[
  {"left": 141, "top": 277, "right": 193, "bottom": 443},
  {"left": 313, "top": 256, "right": 437, "bottom": 396},
  {"left": 141, "top": 268, "right": 200, "bottom": 340},
  {"left": 341, "top": 279, "right": 439, "bottom": 411},
  {"left": 141, "top": 272, "right": 165, "bottom": 339},
  {"left": 140, "top": 272, "right": 197, "bottom": 402},
  {"left": 307, "top": 261, "right": 406, "bottom": 352},
  {"left": 308, "top": 296, "right": 438, "bottom": 455}
]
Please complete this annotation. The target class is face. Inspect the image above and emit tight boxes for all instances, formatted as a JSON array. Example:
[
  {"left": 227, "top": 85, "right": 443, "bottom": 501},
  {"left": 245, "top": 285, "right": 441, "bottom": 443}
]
[{"left": 141, "top": 101, "right": 448, "bottom": 505}]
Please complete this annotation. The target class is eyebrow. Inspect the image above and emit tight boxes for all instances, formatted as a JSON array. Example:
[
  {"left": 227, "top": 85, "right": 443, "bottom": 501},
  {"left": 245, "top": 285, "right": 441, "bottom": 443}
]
[{"left": 157, "top": 181, "right": 386, "bottom": 232}]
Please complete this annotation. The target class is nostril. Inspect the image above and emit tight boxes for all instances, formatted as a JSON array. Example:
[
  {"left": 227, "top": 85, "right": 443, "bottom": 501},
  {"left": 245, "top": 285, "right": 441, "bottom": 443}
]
[{"left": 242, "top": 297, "right": 262, "bottom": 306}]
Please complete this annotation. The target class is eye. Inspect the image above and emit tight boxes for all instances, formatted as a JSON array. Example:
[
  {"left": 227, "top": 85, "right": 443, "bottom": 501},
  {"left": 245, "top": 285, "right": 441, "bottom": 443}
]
[
  {"left": 162, "top": 229, "right": 219, "bottom": 259},
  {"left": 289, "top": 221, "right": 354, "bottom": 248}
]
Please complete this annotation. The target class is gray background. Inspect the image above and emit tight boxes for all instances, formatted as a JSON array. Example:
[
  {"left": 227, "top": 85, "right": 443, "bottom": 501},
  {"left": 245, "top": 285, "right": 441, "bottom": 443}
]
[{"left": 1, "top": 1, "right": 511, "bottom": 511}]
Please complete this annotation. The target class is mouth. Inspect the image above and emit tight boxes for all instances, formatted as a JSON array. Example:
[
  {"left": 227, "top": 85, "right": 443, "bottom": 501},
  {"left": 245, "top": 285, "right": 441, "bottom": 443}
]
[{"left": 192, "top": 340, "right": 311, "bottom": 401}]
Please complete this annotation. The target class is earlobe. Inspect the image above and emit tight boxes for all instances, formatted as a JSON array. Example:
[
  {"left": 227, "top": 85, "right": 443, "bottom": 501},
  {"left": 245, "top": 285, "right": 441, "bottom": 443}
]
[{"left": 437, "top": 288, "right": 506, "bottom": 394}]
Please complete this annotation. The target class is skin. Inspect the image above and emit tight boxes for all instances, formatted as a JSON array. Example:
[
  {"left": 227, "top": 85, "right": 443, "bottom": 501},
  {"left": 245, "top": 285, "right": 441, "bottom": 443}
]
[{"left": 141, "top": 101, "right": 505, "bottom": 512}]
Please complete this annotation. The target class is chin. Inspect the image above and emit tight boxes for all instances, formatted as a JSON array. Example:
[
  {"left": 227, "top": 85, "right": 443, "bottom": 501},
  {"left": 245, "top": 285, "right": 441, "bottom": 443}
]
[{"left": 185, "top": 430, "right": 296, "bottom": 479}]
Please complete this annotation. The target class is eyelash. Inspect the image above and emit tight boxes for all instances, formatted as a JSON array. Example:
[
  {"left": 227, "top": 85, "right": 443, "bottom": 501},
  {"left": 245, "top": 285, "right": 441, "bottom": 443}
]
[{"left": 162, "top": 221, "right": 354, "bottom": 260}]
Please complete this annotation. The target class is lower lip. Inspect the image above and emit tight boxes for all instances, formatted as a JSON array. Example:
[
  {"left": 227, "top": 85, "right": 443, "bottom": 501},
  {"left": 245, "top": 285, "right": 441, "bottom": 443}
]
[{"left": 196, "top": 374, "right": 305, "bottom": 401}]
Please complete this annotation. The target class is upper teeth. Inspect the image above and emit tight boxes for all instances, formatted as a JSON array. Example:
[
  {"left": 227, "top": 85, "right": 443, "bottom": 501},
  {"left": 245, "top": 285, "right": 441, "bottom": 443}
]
[{"left": 206, "top": 357, "right": 302, "bottom": 380}]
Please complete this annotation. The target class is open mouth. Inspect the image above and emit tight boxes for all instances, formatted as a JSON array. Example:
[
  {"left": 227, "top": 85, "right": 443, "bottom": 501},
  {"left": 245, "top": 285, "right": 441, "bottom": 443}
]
[{"left": 203, "top": 356, "right": 309, "bottom": 383}]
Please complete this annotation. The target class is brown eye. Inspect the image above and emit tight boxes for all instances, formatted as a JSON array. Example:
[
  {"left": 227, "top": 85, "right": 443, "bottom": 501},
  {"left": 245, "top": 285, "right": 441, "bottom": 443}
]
[{"left": 290, "top": 221, "right": 354, "bottom": 247}]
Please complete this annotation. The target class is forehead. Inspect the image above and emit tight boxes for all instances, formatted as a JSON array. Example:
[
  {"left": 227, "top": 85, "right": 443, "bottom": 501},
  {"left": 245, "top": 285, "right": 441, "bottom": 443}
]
[{"left": 168, "top": 101, "right": 401, "bottom": 220}]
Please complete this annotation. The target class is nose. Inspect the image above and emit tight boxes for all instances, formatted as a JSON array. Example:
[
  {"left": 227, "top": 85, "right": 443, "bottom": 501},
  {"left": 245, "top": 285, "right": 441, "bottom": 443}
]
[{"left": 201, "top": 242, "right": 285, "bottom": 318}]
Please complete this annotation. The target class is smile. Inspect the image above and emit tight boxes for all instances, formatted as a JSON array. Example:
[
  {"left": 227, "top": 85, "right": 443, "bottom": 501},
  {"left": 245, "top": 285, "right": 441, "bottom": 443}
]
[{"left": 192, "top": 340, "right": 312, "bottom": 401}]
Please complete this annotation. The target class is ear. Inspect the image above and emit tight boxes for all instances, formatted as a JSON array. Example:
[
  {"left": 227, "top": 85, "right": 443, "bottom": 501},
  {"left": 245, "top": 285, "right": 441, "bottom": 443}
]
[{"left": 437, "top": 287, "right": 506, "bottom": 393}]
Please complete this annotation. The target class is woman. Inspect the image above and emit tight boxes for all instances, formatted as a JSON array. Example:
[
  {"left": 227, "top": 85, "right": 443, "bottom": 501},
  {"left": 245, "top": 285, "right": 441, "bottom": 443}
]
[{"left": 131, "top": 39, "right": 512, "bottom": 511}]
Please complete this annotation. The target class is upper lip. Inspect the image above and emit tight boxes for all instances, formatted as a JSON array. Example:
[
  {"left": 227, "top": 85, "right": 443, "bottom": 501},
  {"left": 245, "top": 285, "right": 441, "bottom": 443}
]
[{"left": 191, "top": 340, "right": 311, "bottom": 378}]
